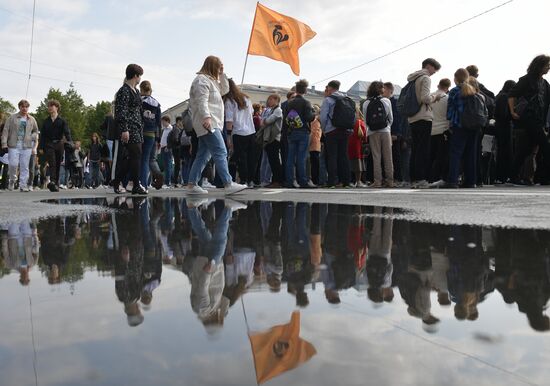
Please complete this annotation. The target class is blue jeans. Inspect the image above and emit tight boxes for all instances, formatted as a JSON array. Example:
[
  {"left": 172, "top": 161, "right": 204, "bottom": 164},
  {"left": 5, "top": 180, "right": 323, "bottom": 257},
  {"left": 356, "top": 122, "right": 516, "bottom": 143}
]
[
  {"left": 187, "top": 206, "right": 231, "bottom": 264},
  {"left": 447, "top": 127, "right": 479, "bottom": 185},
  {"left": 188, "top": 129, "right": 232, "bottom": 186},
  {"left": 161, "top": 148, "right": 173, "bottom": 185},
  {"left": 140, "top": 135, "right": 156, "bottom": 187},
  {"left": 286, "top": 130, "right": 310, "bottom": 186}
]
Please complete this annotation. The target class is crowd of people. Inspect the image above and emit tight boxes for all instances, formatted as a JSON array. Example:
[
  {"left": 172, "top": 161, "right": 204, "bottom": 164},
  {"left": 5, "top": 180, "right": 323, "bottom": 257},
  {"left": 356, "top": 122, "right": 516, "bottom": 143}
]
[
  {"left": 1, "top": 54, "right": 549, "bottom": 193},
  {"left": 1, "top": 198, "right": 549, "bottom": 332}
]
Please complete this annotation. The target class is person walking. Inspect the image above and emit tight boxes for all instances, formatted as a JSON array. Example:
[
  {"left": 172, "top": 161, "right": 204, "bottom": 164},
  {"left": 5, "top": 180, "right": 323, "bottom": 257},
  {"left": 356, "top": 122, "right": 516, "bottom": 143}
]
[
  {"left": 224, "top": 79, "right": 257, "bottom": 188},
  {"left": 186, "top": 55, "right": 247, "bottom": 195},
  {"left": 112, "top": 63, "right": 147, "bottom": 195},
  {"left": 139, "top": 80, "right": 162, "bottom": 190},
  {"left": 88, "top": 133, "right": 102, "bottom": 188},
  {"left": 159, "top": 116, "right": 174, "bottom": 188},
  {"left": 39, "top": 99, "right": 72, "bottom": 192},
  {"left": 1, "top": 99, "right": 39, "bottom": 192}
]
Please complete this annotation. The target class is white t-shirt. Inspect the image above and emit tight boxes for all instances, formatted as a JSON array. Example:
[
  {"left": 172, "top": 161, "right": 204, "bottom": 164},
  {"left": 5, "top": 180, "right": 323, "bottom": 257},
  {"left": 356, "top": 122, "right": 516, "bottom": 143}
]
[
  {"left": 160, "top": 125, "right": 172, "bottom": 148},
  {"left": 224, "top": 97, "right": 255, "bottom": 136}
]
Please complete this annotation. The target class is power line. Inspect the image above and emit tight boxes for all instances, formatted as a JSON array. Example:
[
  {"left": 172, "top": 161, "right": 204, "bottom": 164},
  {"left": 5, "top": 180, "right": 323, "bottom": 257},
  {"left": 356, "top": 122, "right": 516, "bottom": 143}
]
[
  {"left": 0, "top": 4, "right": 191, "bottom": 85},
  {"left": 25, "top": 0, "right": 37, "bottom": 98},
  {"left": 0, "top": 52, "right": 186, "bottom": 94},
  {"left": 313, "top": 0, "right": 515, "bottom": 85},
  {"left": 0, "top": 66, "right": 184, "bottom": 102}
]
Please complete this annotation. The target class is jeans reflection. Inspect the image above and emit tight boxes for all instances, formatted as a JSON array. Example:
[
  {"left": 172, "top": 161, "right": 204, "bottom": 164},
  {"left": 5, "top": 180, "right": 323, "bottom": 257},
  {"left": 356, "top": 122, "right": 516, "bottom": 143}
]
[
  {"left": 284, "top": 202, "right": 313, "bottom": 308},
  {"left": 366, "top": 208, "right": 394, "bottom": 304},
  {"left": 1, "top": 220, "right": 39, "bottom": 285},
  {"left": 187, "top": 200, "right": 239, "bottom": 332}
]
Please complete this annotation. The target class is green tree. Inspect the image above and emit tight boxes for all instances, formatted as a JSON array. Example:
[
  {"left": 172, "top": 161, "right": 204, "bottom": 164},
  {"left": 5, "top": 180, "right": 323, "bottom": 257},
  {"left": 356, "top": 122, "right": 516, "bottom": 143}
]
[
  {"left": 85, "top": 100, "right": 112, "bottom": 143},
  {"left": 35, "top": 85, "right": 90, "bottom": 144},
  {"left": 0, "top": 97, "right": 16, "bottom": 120}
]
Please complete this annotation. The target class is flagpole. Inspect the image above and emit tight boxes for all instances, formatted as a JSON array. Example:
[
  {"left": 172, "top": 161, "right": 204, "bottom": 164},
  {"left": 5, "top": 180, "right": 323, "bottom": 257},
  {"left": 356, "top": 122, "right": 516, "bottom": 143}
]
[{"left": 241, "top": 2, "right": 260, "bottom": 85}]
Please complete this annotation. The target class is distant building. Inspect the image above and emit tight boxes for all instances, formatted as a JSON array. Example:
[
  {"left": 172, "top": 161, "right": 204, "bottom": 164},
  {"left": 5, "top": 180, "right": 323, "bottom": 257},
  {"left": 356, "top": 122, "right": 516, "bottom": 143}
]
[
  {"left": 347, "top": 81, "right": 402, "bottom": 99},
  {"left": 162, "top": 81, "right": 401, "bottom": 121}
]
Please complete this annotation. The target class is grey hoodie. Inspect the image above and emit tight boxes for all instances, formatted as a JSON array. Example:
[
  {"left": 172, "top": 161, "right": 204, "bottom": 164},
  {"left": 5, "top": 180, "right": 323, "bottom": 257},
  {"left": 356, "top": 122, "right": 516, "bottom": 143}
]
[{"left": 407, "top": 69, "right": 437, "bottom": 124}]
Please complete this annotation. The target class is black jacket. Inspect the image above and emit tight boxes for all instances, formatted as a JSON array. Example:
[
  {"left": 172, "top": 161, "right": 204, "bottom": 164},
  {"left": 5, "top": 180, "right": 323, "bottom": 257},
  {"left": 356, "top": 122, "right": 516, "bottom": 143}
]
[
  {"left": 285, "top": 95, "right": 315, "bottom": 132},
  {"left": 494, "top": 92, "right": 513, "bottom": 130},
  {"left": 40, "top": 116, "right": 72, "bottom": 149},
  {"left": 114, "top": 83, "right": 144, "bottom": 144},
  {"left": 509, "top": 74, "right": 550, "bottom": 127},
  {"left": 100, "top": 115, "right": 116, "bottom": 141}
]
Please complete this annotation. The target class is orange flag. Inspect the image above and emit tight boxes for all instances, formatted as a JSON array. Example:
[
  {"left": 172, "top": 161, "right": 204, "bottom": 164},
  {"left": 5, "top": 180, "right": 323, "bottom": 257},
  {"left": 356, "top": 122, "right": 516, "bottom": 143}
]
[
  {"left": 247, "top": 3, "right": 316, "bottom": 76},
  {"left": 248, "top": 311, "right": 316, "bottom": 384}
]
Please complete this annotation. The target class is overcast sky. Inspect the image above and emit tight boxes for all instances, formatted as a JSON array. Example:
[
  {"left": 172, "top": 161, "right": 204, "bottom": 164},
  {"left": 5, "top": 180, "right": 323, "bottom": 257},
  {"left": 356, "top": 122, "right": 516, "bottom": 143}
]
[{"left": 0, "top": 0, "right": 547, "bottom": 111}]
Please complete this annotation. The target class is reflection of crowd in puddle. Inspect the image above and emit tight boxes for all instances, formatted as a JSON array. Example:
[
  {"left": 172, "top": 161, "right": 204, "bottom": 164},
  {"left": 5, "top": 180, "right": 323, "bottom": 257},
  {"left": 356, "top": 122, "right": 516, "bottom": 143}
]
[{"left": 1, "top": 198, "right": 549, "bottom": 333}]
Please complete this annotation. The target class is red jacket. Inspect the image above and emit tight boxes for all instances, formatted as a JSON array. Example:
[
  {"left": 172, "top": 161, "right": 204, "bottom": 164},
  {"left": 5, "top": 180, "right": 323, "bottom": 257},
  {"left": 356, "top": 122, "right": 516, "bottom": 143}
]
[{"left": 348, "top": 119, "right": 366, "bottom": 160}]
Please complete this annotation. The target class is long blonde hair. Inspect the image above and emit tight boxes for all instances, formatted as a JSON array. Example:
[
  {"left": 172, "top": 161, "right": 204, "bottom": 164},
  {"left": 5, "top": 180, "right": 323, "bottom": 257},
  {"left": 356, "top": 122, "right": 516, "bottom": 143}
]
[
  {"left": 197, "top": 56, "right": 222, "bottom": 79},
  {"left": 454, "top": 68, "right": 476, "bottom": 97}
]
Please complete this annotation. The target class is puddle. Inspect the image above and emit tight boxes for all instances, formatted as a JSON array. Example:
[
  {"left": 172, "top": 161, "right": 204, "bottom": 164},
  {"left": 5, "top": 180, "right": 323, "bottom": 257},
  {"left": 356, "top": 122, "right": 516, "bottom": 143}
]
[{"left": 0, "top": 198, "right": 548, "bottom": 386}]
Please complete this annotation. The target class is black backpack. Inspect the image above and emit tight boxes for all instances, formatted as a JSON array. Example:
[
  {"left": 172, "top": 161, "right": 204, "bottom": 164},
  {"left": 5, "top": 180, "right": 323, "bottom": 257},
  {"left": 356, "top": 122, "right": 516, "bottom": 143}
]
[
  {"left": 397, "top": 79, "right": 421, "bottom": 117},
  {"left": 365, "top": 96, "right": 388, "bottom": 131},
  {"left": 329, "top": 94, "right": 356, "bottom": 130},
  {"left": 181, "top": 108, "right": 194, "bottom": 134},
  {"left": 167, "top": 126, "right": 182, "bottom": 149},
  {"left": 461, "top": 93, "right": 488, "bottom": 130}
]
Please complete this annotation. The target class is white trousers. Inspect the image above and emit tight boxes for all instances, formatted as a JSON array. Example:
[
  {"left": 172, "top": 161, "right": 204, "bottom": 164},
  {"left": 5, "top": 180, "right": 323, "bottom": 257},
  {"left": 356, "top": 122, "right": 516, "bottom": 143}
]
[{"left": 8, "top": 147, "right": 32, "bottom": 188}]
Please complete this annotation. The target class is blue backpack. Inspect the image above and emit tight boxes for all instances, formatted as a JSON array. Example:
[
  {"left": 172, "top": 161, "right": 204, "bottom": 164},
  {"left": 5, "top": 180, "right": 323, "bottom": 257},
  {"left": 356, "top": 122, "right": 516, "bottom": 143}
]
[{"left": 397, "top": 78, "right": 421, "bottom": 117}]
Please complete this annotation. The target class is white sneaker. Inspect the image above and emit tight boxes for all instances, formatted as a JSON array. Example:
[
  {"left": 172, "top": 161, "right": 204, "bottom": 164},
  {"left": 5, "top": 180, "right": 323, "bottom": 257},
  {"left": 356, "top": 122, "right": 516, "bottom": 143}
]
[
  {"left": 186, "top": 197, "right": 209, "bottom": 208},
  {"left": 429, "top": 179, "right": 446, "bottom": 188},
  {"left": 7, "top": 182, "right": 14, "bottom": 191},
  {"left": 59, "top": 184, "right": 67, "bottom": 190},
  {"left": 20, "top": 187, "right": 29, "bottom": 192},
  {"left": 247, "top": 181, "right": 255, "bottom": 188},
  {"left": 201, "top": 179, "right": 217, "bottom": 189},
  {"left": 224, "top": 182, "right": 247, "bottom": 195},
  {"left": 292, "top": 180, "right": 300, "bottom": 189},
  {"left": 413, "top": 180, "right": 429, "bottom": 189},
  {"left": 357, "top": 181, "right": 367, "bottom": 188},
  {"left": 224, "top": 198, "right": 248, "bottom": 211},
  {"left": 162, "top": 184, "right": 171, "bottom": 189},
  {"left": 186, "top": 185, "right": 209, "bottom": 195}
]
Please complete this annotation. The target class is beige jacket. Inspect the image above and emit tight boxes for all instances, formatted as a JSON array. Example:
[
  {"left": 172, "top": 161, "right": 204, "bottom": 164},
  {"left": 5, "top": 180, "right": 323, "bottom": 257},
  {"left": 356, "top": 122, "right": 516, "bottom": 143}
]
[
  {"left": 431, "top": 91, "right": 449, "bottom": 136},
  {"left": 1, "top": 112, "right": 39, "bottom": 149},
  {"left": 189, "top": 73, "right": 229, "bottom": 137},
  {"left": 407, "top": 69, "right": 437, "bottom": 124}
]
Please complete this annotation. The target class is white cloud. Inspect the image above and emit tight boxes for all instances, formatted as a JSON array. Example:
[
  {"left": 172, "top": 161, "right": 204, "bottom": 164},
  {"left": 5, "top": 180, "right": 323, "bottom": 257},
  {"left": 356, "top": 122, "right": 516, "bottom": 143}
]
[{"left": 0, "top": 0, "right": 549, "bottom": 111}]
